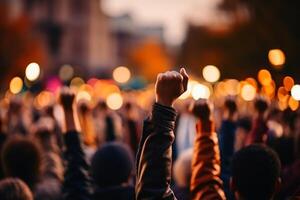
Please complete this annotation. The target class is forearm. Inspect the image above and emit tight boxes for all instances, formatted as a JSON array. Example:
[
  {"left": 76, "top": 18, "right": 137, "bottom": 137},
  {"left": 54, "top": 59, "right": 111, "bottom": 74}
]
[
  {"left": 136, "top": 103, "right": 177, "bottom": 200},
  {"left": 190, "top": 121, "right": 225, "bottom": 200}
]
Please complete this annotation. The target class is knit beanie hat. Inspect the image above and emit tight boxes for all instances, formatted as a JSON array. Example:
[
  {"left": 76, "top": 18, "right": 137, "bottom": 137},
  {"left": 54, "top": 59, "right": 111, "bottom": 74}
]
[{"left": 91, "top": 142, "right": 134, "bottom": 187}]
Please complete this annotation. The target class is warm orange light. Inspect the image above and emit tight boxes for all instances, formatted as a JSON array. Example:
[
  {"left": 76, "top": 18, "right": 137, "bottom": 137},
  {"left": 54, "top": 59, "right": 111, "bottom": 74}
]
[
  {"left": 106, "top": 93, "right": 123, "bottom": 110},
  {"left": 283, "top": 76, "right": 294, "bottom": 91},
  {"left": 258, "top": 69, "right": 272, "bottom": 86},
  {"left": 191, "top": 83, "right": 210, "bottom": 100},
  {"left": 277, "top": 87, "right": 289, "bottom": 102},
  {"left": 113, "top": 66, "right": 131, "bottom": 84},
  {"left": 268, "top": 49, "right": 285, "bottom": 67},
  {"left": 9, "top": 77, "right": 23, "bottom": 94},
  {"left": 241, "top": 84, "right": 256, "bottom": 101},
  {"left": 288, "top": 96, "right": 299, "bottom": 111},
  {"left": 245, "top": 77, "right": 258, "bottom": 89},
  {"left": 224, "top": 79, "right": 240, "bottom": 96},
  {"left": 202, "top": 65, "right": 220, "bottom": 83},
  {"left": 36, "top": 91, "right": 53, "bottom": 108}
]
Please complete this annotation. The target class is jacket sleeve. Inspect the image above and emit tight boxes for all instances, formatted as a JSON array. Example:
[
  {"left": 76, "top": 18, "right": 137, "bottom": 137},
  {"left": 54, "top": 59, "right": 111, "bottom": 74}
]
[
  {"left": 63, "top": 130, "right": 91, "bottom": 200},
  {"left": 190, "top": 121, "right": 226, "bottom": 200},
  {"left": 136, "top": 103, "right": 177, "bottom": 200}
]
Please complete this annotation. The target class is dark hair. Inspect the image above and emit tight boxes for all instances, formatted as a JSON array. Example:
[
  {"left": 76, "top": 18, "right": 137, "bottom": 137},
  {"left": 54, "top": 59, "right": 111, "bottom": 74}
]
[
  {"left": 232, "top": 144, "right": 281, "bottom": 200},
  {"left": 224, "top": 99, "right": 237, "bottom": 114},
  {"left": 0, "top": 178, "right": 33, "bottom": 200},
  {"left": 236, "top": 117, "right": 252, "bottom": 132},
  {"left": 254, "top": 99, "right": 268, "bottom": 114},
  {"left": 1, "top": 136, "right": 41, "bottom": 189},
  {"left": 91, "top": 142, "right": 134, "bottom": 187}
]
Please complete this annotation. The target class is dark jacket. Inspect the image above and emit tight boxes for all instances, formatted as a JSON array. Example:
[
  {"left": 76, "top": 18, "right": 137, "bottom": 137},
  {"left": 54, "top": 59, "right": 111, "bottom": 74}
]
[
  {"left": 136, "top": 103, "right": 177, "bottom": 199},
  {"left": 135, "top": 103, "right": 227, "bottom": 200},
  {"left": 63, "top": 130, "right": 135, "bottom": 200}
]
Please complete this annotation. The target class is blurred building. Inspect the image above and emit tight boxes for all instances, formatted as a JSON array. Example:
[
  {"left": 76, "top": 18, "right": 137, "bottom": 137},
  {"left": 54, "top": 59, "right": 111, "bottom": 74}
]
[{"left": 5, "top": 0, "right": 117, "bottom": 76}]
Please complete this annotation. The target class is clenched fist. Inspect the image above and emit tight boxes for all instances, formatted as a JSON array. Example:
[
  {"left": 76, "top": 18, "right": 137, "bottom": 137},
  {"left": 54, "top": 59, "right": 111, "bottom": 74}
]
[
  {"left": 155, "top": 68, "right": 189, "bottom": 107},
  {"left": 59, "top": 87, "right": 75, "bottom": 111}
]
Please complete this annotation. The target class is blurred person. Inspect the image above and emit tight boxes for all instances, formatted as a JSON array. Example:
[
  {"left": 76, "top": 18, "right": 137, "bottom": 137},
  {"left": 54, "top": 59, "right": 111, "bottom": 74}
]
[
  {"left": 231, "top": 144, "right": 281, "bottom": 200},
  {"left": 2, "top": 133, "right": 63, "bottom": 200},
  {"left": 91, "top": 142, "right": 135, "bottom": 199},
  {"left": 175, "top": 101, "right": 196, "bottom": 156},
  {"left": 1, "top": 136, "right": 41, "bottom": 189},
  {"left": 60, "top": 88, "right": 135, "bottom": 200},
  {"left": 77, "top": 100, "right": 96, "bottom": 147},
  {"left": 234, "top": 116, "right": 252, "bottom": 152},
  {"left": 0, "top": 178, "right": 33, "bottom": 200},
  {"left": 246, "top": 98, "right": 269, "bottom": 144},
  {"left": 135, "top": 68, "right": 189, "bottom": 199},
  {"left": 172, "top": 148, "right": 192, "bottom": 200},
  {"left": 191, "top": 100, "right": 282, "bottom": 200},
  {"left": 122, "top": 102, "right": 140, "bottom": 154},
  {"left": 218, "top": 98, "right": 238, "bottom": 199},
  {"left": 93, "top": 100, "right": 122, "bottom": 145},
  {"left": 7, "top": 98, "right": 27, "bottom": 136}
]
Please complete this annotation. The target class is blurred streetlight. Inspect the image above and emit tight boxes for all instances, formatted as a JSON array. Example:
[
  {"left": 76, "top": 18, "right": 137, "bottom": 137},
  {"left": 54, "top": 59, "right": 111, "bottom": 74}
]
[
  {"left": 106, "top": 92, "right": 123, "bottom": 110},
  {"left": 283, "top": 76, "right": 294, "bottom": 91},
  {"left": 240, "top": 84, "right": 256, "bottom": 101},
  {"left": 59, "top": 64, "right": 74, "bottom": 81},
  {"left": 268, "top": 49, "right": 285, "bottom": 67},
  {"left": 70, "top": 77, "right": 85, "bottom": 89},
  {"left": 76, "top": 91, "right": 92, "bottom": 102},
  {"left": 9, "top": 76, "right": 23, "bottom": 94},
  {"left": 25, "top": 62, "right": 40, "bottom": 81},
  {"left": 202, "top": 65, "right": 220, "bottom": 83},
  {"left": 258, "top": 69, "right": 272, "bottom": 86},
  {"left": 288, "top": 96, "right": 299, "bottom": 111},
  {"left": 291, "top": 84, "right": 300, "bottom": 100},
  {"left": 113, "top": 66, "right": 131, "bottom": 84},
  {"left": 191, "top": 83, "right": 210, "bottom": 100}
]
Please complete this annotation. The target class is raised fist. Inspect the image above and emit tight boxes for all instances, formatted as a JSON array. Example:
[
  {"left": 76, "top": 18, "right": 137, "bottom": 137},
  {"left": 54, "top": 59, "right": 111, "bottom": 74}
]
[
  {"left": 59, "top": 87, "right": 75, "bottom": 110},
  {"left": 155, "top": 68, "right": 189, "bottom": 107},
  {"left": 191, "top": 99, "right": 211, "bottom": 122},
  {"left": 77, "top": 100, "right": 90, "bottom": 115}
]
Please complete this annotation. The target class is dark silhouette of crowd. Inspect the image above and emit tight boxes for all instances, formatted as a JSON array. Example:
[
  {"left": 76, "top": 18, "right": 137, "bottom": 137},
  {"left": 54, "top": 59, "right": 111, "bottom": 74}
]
[{"left": 0, "top": 68, "right": 299, "bottom": 200}]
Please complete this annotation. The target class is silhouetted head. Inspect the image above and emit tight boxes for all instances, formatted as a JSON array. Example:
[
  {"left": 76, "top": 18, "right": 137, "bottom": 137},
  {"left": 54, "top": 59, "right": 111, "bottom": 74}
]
[
  {"left": 254, "top": 98, "right": 268, "bottom": 115},
  {"left": 231, "top": 144, "right": 281, "bottom": 200},
  {"left": 224, "top": 99, "right": 237, "bottom": 115},
  {"left": 0, "top": 178, "right": 33, "bottom": 200},
  {"left": 91, "top": 142, "right": 134, "bottom": 187},
  {"left": 1, "top": 136, "right": 41, "bottom": 189},
  {"left": 236, "top": 117, "right": 252, "bottom": 133}
]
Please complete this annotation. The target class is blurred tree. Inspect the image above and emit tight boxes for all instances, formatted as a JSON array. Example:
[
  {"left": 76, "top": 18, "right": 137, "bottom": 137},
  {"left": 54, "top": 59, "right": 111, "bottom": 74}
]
[
  {"left": 129, "top": 38, "right": 172, "bottom": 81},
  {"left": 0, "top": 4, "right": 46, "bottom": 90},
  {"left": 178, "top": 0, "right": 300, "bottom": 83}
]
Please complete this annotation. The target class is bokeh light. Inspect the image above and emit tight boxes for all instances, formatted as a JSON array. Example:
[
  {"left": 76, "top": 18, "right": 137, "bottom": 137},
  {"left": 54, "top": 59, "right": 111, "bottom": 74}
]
[
  {"left": 268, "top": 49, "right": 285, "bottom": 67},
  {"left": 240, "top": 84, "right": 256, "bottom": 101},
  {"left": 191, "top": 83, "right": 210, "bottom": 100},
  {"left": 288, "top": 96, "right": 299, "bottom": 111},
  {"left": 25, "top": 62, "right": 41, "bottom": 81},
  {"left": 9, "top": 77, "right": 23, "bottom": 94},
  {"left": 106, "top": 92, "right": 123, "bottom": 110},
  {"left": 76, "top": 91, "right": 92, "bottom": 102},
  {"left": 35, "top": 91, "right": 54, "bottom": 109},
  {"left": 70, "top": 77, "right": 85, "bottom": 89},
  {"left": 291, "top": 84, "right": 300, "bottom": 101},
  {"left": 283, "top": 76, "right": 294, "bottom": 91},
  {"left": 277, "top": 86, "right": 289, "bottom": 102},
  {"left": 113, "top": 66, "right": 131, "bottom": 84},
  {"left": 202, "top": 65, "right": 220, "bottom": 83},
  {"left": 258, "top": 69, "right": 272, "bottom": 86},
  {"left": 59, "top": 64, "right": 74, "bottom": 81}
]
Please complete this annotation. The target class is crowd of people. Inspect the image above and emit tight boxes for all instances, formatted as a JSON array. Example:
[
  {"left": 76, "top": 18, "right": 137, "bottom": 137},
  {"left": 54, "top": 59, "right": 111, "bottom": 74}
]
[{"left": 0, "top": 68, "right": 299, "bottom": 200}]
